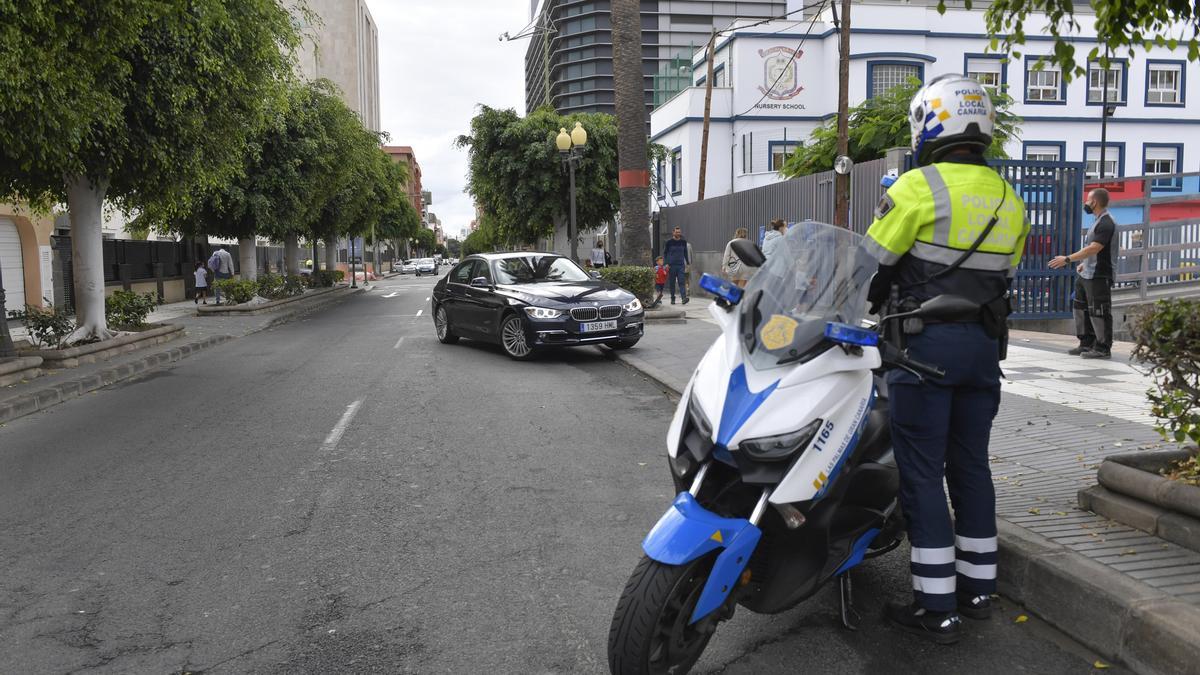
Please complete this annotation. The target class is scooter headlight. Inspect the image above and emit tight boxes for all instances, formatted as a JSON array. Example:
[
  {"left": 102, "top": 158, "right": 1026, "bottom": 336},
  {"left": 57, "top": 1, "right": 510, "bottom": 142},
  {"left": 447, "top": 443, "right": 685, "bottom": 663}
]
[
  {"left": 687, "top": 394, "right": 713, "bottom": 439},
  {"left": 738, "top": 419, "right": 823, "bottom": 462}
]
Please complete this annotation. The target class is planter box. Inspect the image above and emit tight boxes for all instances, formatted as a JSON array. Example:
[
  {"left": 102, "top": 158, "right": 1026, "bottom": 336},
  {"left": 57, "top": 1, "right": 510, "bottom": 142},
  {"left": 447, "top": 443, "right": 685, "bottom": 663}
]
[
  {"left": 0, "top": 356, "right": 44, "bottom": 387},
  {"left": 17, "top": 323, "right": 184, "bottom": 369},
  {"left": 197, "top": 286, "right": 344, "bottom": 316},
  {"left": 1079, "top": 449, "right": 1200, "bottom": 553}
]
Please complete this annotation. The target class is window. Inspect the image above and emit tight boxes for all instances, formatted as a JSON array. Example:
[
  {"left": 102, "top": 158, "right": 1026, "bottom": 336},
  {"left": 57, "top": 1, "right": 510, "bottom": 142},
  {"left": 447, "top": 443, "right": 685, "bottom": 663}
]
[
  {"left": 562, "top": 93, "right": 597, "bottom": 108},
  {"left": 1023, "top": 144, "right": 1062, "bottom": 162},
  {"left": 655, "top": 158, "right": 665, "bottom": 196},
  {"left": 563, "top": 16, "right": 597, "bottom": 34},
  {"left": 769, "top": 141, "right": 800, "bottom": 171},
  {"left": 564, "top": 62, "right": 597, "bottom": 80},
  {"left": 965, "top": 56, "right": 1004, "bottom": 91},
  {"left": 1025, "top": 63, "right": 1063, "bottom": 102},
  {"left": 670, "top": 147, "right": 682, "bottom": 195},
  {"left": 1084, "top": 143, "right": 1123, "bottom": 180},
  {"left": 1087, "top": 61, "right": 1126, "bottom": 104},
  {"left": 563, "top": 2, "right": 595, "bottom": 16},
  {"left": 868, "top": 62, "right": 922, "bottom": 98},
  {"left": 713, "top": 64, "right": 726, "bottom": 87},
  {"left": 494, "top": 255, "right": 589, "bottom": 284},
  {"left": 1146, "top": 62, "right": 1184, "bottom": 106},
  {"left": 451, "top": 261, "right": 475, "bottom": 284},
  {"left": 472, "top": 259, "right": 493, "bottom": 284},
  {"left": 1144, "top": 144, "right": 1183, "bottom": 190}
]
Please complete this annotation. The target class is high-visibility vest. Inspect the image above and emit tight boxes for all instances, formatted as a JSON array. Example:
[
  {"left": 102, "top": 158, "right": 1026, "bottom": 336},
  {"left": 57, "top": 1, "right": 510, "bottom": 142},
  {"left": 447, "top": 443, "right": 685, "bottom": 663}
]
[{"left": 864, "top": 160, "right": 1030, "bottom": 304}]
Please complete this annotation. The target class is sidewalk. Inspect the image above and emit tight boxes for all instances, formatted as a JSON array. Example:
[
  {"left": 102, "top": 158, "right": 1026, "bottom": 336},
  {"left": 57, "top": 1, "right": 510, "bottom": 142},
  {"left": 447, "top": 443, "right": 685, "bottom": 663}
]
[
  {"left": 613, "top": 298, "right": 1200, "bottom": 673},
  {"left": 1, "top": 288, "right": 362, "bottom": 424}
]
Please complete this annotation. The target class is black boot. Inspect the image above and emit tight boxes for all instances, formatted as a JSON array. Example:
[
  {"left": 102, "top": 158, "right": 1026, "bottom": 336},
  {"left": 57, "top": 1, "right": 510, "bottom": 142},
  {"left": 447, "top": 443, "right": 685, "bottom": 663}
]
[
  {"left": 885, "top": 602, "right": 963, "bottom": 645},
  {"left": 957, "top": 592, "right": 993, "bottom": 620}
]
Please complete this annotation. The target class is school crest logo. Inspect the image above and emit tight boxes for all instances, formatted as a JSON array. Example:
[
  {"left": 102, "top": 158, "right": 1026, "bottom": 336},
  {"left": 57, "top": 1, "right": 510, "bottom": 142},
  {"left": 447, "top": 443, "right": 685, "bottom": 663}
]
[{"left": 758, "top": 46, "right": 804, "bottom": 100}]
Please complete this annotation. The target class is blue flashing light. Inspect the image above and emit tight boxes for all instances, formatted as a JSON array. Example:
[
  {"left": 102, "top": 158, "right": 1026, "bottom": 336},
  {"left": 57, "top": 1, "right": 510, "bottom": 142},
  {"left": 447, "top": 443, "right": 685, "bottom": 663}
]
[
  {"left": 825, "top": 322, "right": 880, "bottom": 347},
  {"left": 700, "top": 273, "right": 743, "bottom": 304}
]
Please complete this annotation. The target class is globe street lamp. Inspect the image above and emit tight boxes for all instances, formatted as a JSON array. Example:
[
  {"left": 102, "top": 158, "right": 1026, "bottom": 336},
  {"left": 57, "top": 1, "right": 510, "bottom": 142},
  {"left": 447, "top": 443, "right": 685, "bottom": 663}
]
[{"left": 557, "top": 121, "right": 587, "bottom": 263}]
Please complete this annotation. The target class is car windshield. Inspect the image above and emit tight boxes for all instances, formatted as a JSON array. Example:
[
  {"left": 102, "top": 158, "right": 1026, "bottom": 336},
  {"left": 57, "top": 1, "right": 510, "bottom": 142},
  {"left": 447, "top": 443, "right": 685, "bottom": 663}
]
[
  {"left": 418, "top": 258, "right": 434, "bottom": 265},
  {"left": 738, "top": 221, "right": 874, "bottom": 370},
  {"left": 492, "top": 255, "right": 591, "bottom": 284}
]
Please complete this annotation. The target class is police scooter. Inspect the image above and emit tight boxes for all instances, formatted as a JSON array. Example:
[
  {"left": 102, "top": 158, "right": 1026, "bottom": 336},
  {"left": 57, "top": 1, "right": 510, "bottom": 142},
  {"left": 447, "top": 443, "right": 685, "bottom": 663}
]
[{"left": 607, "top": 221, "right": 976, "bottom": 674}]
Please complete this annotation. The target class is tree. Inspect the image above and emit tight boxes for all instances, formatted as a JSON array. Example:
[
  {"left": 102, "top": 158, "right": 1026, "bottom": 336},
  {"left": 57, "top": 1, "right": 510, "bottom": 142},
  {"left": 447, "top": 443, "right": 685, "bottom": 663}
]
[
  {"left": 612, "top": 0, "right": 653, "bottom": 266},
  {"left": 455, "top": 105, "right": 619, "bottom": 246},
  {"left": 0, "top": 1, "right": 300, "bottom": 339},
  {"left": 446, "top": 238, "right": 462, "bottom": 257},
  {"left": 412, "top": 227, "right": 437, "bottom": 257},
  {"left": 957, "top": 0, "right": 1200, "bottom": 77},
  {"left": 778, "top": 79, "right": 1021, "bottom": 178},
  {"left": 462, "top": 219, "right": 499, "bottom": 256}
]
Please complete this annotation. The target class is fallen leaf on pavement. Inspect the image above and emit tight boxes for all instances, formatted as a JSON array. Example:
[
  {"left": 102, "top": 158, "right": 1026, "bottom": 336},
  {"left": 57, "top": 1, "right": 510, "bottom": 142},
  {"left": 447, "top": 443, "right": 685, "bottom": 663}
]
[
  {"left": 1120, "top": 550, "right": 1137, "bottom": 556},
  {"left": 1014, "top": 615, "right": 1028, "bottom": 623},
  {"left": 1055, "top": 511, "right": 1068, "bottom": 516},
  {"left": 1093, "top": 660, "right": 1110, "bottom": 669},
  {"left": 1028, "top": 508, "right": 1041, "bottom": 515}
]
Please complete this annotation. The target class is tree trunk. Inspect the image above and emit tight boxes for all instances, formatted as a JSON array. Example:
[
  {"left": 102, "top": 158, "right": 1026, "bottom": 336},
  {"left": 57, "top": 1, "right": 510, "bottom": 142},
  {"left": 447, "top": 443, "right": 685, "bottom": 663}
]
[
  {"left": 612, "top": 0, "right": 652, "bottom": 267},
  {"left": 238, "top": 237, "right": 257, "bottom": 281},
  {"left": 65, "top": 176, "right": 114, "bottom": 342},
  {"left": 284, "top": 234, "right": 300, "bottom": 275},
  {"left": 324, "top": 237, "right": 338, "bottom": 271}
]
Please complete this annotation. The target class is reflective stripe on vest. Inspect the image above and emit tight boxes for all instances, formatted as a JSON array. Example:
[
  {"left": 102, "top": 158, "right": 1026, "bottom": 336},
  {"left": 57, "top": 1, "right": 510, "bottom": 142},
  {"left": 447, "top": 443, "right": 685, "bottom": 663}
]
[
  {"left": 910, "top": 241, "right": 1013, "bottom": 272},
  {"left": 910, "top": 164, "right": 1019, "bottom": 269},
  {"left": 920, "top": 165, "right": 953, "bottom": 248}
]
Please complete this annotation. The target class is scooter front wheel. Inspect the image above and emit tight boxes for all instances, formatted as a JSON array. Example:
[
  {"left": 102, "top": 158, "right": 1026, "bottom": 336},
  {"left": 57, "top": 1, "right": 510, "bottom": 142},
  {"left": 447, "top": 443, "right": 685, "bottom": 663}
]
[{"left": 608, "top": 554, "right": 718, "bottom": 675}]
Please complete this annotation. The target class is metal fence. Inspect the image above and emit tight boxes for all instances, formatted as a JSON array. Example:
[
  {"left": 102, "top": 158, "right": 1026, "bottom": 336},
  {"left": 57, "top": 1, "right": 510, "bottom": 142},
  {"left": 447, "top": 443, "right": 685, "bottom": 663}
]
[{"left": 1092, "top": 171, "right": 1200, "bottom": 303}]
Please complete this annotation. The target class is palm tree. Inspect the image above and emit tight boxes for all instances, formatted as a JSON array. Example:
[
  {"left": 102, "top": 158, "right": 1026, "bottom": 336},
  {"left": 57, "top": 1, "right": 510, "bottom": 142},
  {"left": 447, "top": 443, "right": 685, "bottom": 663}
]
[{"left": 611, "top": 0, "right": 652, "bottom": 266}]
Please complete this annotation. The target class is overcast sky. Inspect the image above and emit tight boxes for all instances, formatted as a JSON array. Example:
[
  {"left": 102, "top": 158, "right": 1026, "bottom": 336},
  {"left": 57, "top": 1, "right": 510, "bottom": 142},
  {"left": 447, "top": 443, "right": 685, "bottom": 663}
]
[{"left": 373, "top": 1, "right": 532, "bottom": 241}]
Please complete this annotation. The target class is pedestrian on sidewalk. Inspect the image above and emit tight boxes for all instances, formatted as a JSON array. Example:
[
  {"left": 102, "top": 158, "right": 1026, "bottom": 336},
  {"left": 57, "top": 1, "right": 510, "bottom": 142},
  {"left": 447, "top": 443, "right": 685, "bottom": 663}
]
[
  {"left": 209, "top": 245, "right": 235, "bottom": 306},
  {"left": 662, "top": 227, "right": 690, "bottom": 304},
  {"left": 761, "top": 219, "right": 787, "bottom": 260},
  {"left": 862, "top": 75, "right": 1029, "bottom": 643},
  {"left": 723, "top": 227, "right": 753, "bottom": 288},
  {"left": 193, "top": 261, "right": 210, "bottom": 305},
  {"left": 652, "top": 256, "right": 667, "bottom": 307},
  {"left": 1050, "top": 188, "right": 1117, "bottom": 359},
  {"left": 591, "top": 240, "right": 608, "bottom": 269}
]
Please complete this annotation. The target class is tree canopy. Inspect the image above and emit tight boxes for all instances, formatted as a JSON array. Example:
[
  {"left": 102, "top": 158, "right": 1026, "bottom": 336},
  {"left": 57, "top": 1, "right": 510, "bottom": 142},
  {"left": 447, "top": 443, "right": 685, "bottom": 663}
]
[
  {"left": 778, "top": 79, "right": 1021, "bottom": 178},
  {"left": 949, "top": 0, "right": 1200, "bottom": 77},
  {"left": 455, "top": 105, "right": 620, "bottom": 245}
]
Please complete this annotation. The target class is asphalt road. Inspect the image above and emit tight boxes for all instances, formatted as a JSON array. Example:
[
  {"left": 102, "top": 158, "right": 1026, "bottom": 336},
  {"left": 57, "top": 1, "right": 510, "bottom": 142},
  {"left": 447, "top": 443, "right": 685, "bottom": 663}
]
[{"left": 0, "top": 274, "right": 1123, "bottom": 674}]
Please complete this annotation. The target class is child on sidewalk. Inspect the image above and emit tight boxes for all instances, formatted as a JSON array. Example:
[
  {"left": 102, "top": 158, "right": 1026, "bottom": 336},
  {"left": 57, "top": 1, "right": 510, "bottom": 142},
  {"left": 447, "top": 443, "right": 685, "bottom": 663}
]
[
  {"left": 652, "top": 256, "right": 667, "bottom": 308},
  {"left": 193, "top": 261, "right": 210, "bottom": 305}
]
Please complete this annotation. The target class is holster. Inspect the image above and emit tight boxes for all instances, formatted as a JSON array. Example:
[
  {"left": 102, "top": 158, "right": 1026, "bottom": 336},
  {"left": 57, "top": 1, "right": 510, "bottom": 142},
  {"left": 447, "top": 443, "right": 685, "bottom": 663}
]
[
  {"left": 898, "top": 297, "right": 924, "bottom": 336},
  {"left": 981, "top": 294, "right": 1012, "bottom": 361}
]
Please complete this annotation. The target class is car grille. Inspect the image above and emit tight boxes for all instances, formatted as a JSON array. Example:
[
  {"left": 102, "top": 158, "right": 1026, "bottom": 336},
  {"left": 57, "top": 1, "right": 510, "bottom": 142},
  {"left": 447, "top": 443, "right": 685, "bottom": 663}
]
[
  {"left": 599, "top": 305, "right": 622, "bottom": 320},
  {"left": 570, "top": 307, "right": 598, "bottom": 321}
]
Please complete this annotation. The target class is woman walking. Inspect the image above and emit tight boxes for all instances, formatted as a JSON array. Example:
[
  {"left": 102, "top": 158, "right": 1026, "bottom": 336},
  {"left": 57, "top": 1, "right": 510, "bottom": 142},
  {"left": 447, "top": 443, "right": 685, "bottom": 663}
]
[
  {"left": 722, "top": 227, "right": 754, "bottom": 288},
  {"left": 761, "top": 218, "right": 788, "bottom": 260}
]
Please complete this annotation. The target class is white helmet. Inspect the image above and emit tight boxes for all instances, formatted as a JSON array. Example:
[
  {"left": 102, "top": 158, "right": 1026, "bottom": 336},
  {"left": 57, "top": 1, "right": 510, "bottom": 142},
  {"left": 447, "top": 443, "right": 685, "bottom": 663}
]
[{"left": 909, "top": 74, "right": 995, "bottom": 166}]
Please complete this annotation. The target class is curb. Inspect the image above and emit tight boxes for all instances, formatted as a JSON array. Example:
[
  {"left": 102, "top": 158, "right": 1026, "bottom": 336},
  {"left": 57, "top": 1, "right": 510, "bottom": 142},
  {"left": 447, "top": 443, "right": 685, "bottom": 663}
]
[
  {"left": 0, "top": 286, "right": 362, "bottom": 426},
  {"left": 0, "top": 335, "right": 232, "bottom": 426},
  {"left": 1080, "top": 484, "right": 1200, "bottom": 554},
  {"left": 611, "top": 349, "right": 1200, "bottom": 675}
]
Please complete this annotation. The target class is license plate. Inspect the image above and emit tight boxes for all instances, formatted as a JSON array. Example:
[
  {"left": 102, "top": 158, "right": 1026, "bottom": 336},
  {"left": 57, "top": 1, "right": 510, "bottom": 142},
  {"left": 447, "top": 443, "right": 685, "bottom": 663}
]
[{"left": 580, "top": 320, "right": 618, "bottom": 333}]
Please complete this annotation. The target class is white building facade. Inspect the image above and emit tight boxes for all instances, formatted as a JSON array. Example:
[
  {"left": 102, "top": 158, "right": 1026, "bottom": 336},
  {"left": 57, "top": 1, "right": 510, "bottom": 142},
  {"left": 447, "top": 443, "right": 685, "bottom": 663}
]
[{"left": 650, "top": 1, "right": 1200, "bottom": 209}]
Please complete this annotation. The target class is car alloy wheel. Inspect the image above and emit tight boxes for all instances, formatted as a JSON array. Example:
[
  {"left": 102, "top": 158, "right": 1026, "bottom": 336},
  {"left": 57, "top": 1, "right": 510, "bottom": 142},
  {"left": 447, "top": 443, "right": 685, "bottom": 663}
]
[{"left": 501, "top": 315, "right": 533, "bottom": 359}]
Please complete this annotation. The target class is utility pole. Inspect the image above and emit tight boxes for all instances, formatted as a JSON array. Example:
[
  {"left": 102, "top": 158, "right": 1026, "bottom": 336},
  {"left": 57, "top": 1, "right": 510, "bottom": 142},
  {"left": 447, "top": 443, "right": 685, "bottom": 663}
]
[
  {"left": 697, "top": 29, "right": 717, "bottom": 201},
  {"left": 834, "top": 0, "right": 852, "bottom": 228}
]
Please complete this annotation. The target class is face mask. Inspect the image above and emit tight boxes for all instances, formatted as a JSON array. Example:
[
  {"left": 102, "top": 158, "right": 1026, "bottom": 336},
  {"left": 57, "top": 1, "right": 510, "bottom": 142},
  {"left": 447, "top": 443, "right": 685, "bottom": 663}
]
[{"left": 1084, "top": 204, "right": 1094, "bottom": 215}]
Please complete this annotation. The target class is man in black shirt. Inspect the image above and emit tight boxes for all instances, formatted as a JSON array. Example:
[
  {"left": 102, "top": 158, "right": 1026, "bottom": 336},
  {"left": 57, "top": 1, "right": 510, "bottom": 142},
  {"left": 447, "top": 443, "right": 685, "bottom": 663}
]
[{"left": 1050, "top": 188, "right": 1118, "bottom": 358}]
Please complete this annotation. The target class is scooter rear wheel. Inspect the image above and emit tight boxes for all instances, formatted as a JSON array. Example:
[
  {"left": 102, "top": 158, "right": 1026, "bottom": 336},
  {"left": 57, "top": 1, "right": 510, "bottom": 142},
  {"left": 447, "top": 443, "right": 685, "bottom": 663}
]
[{"left": 607, "top": 554, "right": 717, "bottom": 675}]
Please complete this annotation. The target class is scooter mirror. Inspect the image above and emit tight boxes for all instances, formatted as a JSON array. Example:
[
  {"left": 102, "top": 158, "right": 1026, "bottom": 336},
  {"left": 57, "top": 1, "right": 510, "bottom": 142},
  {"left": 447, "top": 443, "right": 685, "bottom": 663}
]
[
  {"left": 916, "top": 294, "right": 980, "bottom": 320},
  {"left": 730, "top": 238, "right": 766, "bottom": 268}
]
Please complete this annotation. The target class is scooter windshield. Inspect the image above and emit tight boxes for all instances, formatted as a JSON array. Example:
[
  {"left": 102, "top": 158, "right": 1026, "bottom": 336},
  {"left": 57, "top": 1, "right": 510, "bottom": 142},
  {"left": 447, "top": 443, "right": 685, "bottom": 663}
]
[{"left": 738, "top": 221, "right": 875, "bottom": 369}]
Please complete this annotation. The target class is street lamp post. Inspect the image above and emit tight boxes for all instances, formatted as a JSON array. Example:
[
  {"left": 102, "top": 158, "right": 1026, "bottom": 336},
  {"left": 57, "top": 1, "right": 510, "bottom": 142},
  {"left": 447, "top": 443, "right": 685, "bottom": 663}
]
[{"left": 557, "top": 122, "right": 588, "bottom": 263}]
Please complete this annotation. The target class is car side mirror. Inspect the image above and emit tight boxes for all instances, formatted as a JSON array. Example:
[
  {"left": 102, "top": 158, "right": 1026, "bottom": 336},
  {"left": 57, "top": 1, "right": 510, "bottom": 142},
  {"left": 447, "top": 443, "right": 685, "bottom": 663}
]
[
  {"left": 916, "top": 294, "right": 980, "bottom": 320},
  {"left": 589, "top": 270, "right": 602, "bottom": 279},
  {"left": 469, "top": 277, "right": 491, "bottom": 289},
  {"left": 730, "top": 238, "right": 766, "bottom": 267}
]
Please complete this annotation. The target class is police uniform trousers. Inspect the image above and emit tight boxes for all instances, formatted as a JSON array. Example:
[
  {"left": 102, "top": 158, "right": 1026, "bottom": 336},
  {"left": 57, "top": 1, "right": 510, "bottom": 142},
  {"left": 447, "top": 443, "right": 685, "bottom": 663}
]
[{"left": 886, "top": 322, "right": 1001, "bottom": 612}]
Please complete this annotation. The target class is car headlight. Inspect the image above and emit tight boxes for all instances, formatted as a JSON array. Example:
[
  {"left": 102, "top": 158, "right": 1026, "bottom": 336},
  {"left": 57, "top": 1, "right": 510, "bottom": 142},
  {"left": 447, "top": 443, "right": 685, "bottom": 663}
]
[
  {"left": 623, "top": 298, "right": 643, "bottom": 314},
  {"left": 524, "top": 306, "right": 563, "bottom": 319},
  {"left": 738, "top": 419, "right": 824, "bottom": 462}
]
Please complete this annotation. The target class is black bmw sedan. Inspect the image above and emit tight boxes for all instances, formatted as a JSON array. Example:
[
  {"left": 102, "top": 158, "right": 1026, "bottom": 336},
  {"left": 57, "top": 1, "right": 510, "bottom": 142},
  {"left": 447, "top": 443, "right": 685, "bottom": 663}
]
[{"left": 431, "top": 252, "right": 644, "bottom": 360}]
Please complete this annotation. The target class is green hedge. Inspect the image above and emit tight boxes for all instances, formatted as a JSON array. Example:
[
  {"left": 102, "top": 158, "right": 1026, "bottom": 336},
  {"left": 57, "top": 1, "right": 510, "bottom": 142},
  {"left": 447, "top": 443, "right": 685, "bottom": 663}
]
[
  {"left": 214, "top": 278, "right": 258, "bottom": 305},
  {"left": 1132, "top": 298, "right": 1200, "bottom": 445},
  {"left": 257, "top": 273, "right": 306, "bottom": 300},
  {"left": 598, "top": 266, "right": 654, "bottom": 302},
  {"left": 307, "top": 270, "right": 345, "bottom": 288},
  {"left": 105, "top": 290, "right": 158, "bottom": 330}
]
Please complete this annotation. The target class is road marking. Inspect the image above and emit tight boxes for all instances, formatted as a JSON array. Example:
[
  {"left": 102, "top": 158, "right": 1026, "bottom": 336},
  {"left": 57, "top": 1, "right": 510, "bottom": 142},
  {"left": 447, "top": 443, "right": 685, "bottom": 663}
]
[
  {"left": 425, "top": 296, "right": 430, "bottom": 302},
  {"left": 415, "top": 309, "right": 424, "bottom": 317},
  {"left": 323, "top": 400, "right": 363, "bottom": 451},
  {"left": 393, "top": 336, "right": 405, "bottom": 350},
  {"left": 383, "top": 291, "right": 400, "bottom": 298}
]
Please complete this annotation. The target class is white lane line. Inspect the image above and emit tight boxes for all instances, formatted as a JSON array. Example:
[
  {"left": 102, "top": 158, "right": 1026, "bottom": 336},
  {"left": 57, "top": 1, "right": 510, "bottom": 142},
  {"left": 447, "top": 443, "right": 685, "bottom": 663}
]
[
  {"left": 393, "top": 336, "right": 406, "bottom": 350},
  {"left": 425, "top": 296, "right": 430, "bottom": 302},
  {"left": 415, "top": 309, "right": 424, "bottom": 317},
  {"left": 383, "top": 291, "right": 400, "bottom": 298},
  {"left": 322, "top": 400, "right": 363, "bottom": 451}
]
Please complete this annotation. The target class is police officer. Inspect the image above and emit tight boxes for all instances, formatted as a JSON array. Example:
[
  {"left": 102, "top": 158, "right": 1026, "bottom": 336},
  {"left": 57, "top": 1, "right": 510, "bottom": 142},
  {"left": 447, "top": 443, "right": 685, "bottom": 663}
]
[{"left": 862, "top": 75, "right": 1030, "bottom": 644}]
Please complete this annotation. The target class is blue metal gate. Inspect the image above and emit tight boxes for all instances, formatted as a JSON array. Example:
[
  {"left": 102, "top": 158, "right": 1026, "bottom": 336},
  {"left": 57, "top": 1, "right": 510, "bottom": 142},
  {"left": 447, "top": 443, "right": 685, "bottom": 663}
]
[{"left": 992, "top": 160, "right": 1084, "bottom": 319}]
